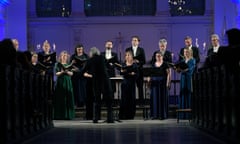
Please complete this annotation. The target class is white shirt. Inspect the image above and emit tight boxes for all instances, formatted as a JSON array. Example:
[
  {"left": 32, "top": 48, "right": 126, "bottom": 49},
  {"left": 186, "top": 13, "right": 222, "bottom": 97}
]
[
  {"left": 187, "top": 45, "right": 192, "bottom": 50},
  {"left": 213, "top": 46, "right": 219, "bottom": 53},
  {"left": 105, "top": 49, "right": 112, "bottom": 59},
  {"left": 132, "top": 46, "right": 138, "bottom": 56}
]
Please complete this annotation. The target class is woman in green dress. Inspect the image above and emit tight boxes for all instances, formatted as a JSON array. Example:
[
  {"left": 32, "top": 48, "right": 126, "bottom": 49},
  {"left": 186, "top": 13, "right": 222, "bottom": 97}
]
[{"left": 53, "top": 50, "right": 75, "bottom": 120}]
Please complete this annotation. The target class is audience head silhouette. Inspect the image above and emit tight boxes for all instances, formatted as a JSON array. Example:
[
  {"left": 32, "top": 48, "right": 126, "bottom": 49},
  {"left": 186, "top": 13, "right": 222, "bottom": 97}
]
[{"left": 226, "top": 28, "right": 240, "bottom": 46}]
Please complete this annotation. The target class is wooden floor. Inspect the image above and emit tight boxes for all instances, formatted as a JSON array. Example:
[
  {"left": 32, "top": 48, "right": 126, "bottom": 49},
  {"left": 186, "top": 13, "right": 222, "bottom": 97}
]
[{"left": 22, "top": 117, "right": 227, "bottom": 144}]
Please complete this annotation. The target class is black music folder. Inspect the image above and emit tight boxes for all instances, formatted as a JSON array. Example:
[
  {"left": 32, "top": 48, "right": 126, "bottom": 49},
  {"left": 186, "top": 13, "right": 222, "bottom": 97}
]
[
  {"left": 142, "top": 67, "right": 164, "bottom": 77},
  {"left": 168, "top": 61, "right": 188, "bottom": 70},
  {"left": 37, "top": 62, "right": 51, "bottom": 71},
  {"left": 38, "top": 52, "right": 56, "bottom": 64}
]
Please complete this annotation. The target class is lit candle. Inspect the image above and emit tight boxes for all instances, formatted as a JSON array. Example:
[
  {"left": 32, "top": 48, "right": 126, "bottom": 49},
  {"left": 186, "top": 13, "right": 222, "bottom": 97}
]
[
  {"left": 36, "top": 44, "right": 41, "bottom": 51},
  {"left": 203, "top": 42, "right": 206, "bottom": 51},
  {"left": 195, "top": 38, "right": 199, "bottom": 48},
  {"left": 52, "top": 43, "right": 56, "bottom": 51}
]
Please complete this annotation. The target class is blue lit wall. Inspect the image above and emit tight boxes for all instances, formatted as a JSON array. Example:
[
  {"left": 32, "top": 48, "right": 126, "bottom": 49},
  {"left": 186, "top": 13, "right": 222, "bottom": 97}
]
[
  {"left": 231, "top": 0, "right": 240, "bottom": 28},
  {"left": 231, "top": 0, "right": 240, "bottom": 4},
  {"left": 0, "top": 0, "right": 10, "bottom": 39},
  {"left": 0, "top": 0, "right": 10, "bottom": 7}
]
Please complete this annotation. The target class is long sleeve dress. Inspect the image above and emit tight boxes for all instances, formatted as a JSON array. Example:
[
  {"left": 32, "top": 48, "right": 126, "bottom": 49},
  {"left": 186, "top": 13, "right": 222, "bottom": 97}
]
[
  {"left": 70, "top": 53, "right": 89, "bottom": 107},
  {"left": 179, "top": 58, "right": 196, "bottom": 119},
  {"left": 119, "top": 62, "right": 139, "bottom": 120},
  {"left": 53, "top": 63, "right": 75, "bottom": 120},
  {"left": 150, "top": 62, "right": 169, "bottom": 120}
]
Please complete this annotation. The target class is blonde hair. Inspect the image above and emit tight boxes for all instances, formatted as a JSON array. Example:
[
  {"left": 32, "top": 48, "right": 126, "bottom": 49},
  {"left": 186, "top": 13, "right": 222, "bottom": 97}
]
[
  {"left": 58, "top": 50, "right": 70, "bottom": 63},
  {"left": 184, "top": 48, "right": 193, "bottom": 59}
]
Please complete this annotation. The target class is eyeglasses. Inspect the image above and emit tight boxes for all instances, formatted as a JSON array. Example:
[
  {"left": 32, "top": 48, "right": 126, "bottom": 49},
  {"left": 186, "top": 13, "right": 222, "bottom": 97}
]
[{"left": 211, "top": 39, "right": 218, "bottom": 41}]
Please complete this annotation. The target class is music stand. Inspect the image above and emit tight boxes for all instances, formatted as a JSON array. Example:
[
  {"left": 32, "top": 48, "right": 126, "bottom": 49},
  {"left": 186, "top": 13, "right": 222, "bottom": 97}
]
[
  {"left": 107, "top": 76, "right": 124, "bottom": 123},
  {"left": 142, "top": 67, "right": 164, "bottom": 77},
  {"left": 142, "top": 67, "right": 165, "bottom": 120}
]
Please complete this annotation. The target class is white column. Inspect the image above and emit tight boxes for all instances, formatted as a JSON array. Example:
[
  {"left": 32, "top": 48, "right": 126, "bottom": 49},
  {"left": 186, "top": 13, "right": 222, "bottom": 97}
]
[
  {"left": 236, "top": 4, "right": 240, "bottom": 28},
  {"left": 71, "top": 0, "right": 85, "bottom": 17},
  {"left": 214, "top": 0, "right": 238, "bottom": 39},
  {"left": 5, "top": 0, "right": 27, "bottom": 51},
  {"left": 0, "top": 7, "right": 5, "bottom": 40}
]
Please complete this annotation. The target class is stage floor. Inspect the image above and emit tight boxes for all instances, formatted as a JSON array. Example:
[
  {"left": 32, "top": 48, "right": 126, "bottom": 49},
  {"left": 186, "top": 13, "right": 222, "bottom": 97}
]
[{"left": 23, "top": 119, "right": 227, "bottom": 144}]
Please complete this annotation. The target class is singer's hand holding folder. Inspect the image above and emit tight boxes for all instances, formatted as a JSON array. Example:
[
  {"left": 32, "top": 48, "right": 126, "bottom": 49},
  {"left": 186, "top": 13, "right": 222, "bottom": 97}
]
[{"left": 168, "top": 61, "right": 188, "bottom": 71}]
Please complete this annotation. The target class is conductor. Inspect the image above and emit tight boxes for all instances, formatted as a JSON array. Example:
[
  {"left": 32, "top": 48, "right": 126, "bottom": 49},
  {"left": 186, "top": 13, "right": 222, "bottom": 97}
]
[{"left": 83, "top": 47, "right": 113, "bottom": 123}]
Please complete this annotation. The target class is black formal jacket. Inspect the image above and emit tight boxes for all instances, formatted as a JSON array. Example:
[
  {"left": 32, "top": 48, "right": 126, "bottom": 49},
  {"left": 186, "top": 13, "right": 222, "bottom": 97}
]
[
  {"left": 151, "top": 50, "right": 172, "bottom": 65},
  {"left": 101, "top": 51, "right": 119, "bottom": 78},
  {"left": 207, "top": 47, "right": 216, "bottom": 56},
  {"left": 83, "top": 55, "right": 112, "bottom": 97},
  {"left": 202, "top": 47, "right": 220, "bottom": 68},
  {"left": 125, "top": 46, "right": 146, "bottom": 68},
  {"left": 37, "top": 51, "right": 56, "bottom": 75}
]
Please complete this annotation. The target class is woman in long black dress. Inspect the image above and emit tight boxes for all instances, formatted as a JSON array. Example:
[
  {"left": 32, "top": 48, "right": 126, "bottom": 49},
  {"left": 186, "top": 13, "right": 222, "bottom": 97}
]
[
  {"left": 148, "top": 52, "right": 171, "bottom": 120},
  {"left": 118, "top": 50, "right": 139, "bottom": 120},
  {"left": 37, "top": 40, "right": 56, "bottom": 90},
  {"left": 70, "top": 44, "right": 89, "bottom": 108}
]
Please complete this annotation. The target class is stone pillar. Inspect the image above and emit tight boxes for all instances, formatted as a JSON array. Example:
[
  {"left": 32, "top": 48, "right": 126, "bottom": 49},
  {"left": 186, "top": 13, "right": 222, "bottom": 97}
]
[
  {"left": 236, "top": 4, "right": 240, "bottom": 28},
  {"left": 0, "top": 7, "right": 5, "bottom": 40},
  {"left": 214, "top": 0, "right": 238, "bottom": 44},
  {"left": 71, "top": 0, "right": 85, "bottom": 17},
  {"left": 5, "top": 0, "right": 27, "bottom": 51}
]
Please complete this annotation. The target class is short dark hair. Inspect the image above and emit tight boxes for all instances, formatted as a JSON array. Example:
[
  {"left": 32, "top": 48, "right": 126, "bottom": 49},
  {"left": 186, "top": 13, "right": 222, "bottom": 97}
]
[
  {"left": 105, "top": 40, "right": 113, "bottom": 44},
  {"left": 75, "top": 44, "right": 84, "bottom": 49},
  {"left": 131, "top": 35, "right": 140, "bottom": 42},
  {"left": 184, "top": 36, "right": 192, "bottom": 40}
]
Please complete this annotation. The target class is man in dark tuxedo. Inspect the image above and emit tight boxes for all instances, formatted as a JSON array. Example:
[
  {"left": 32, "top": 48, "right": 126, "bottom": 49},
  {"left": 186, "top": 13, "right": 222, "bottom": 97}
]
[
  {"left": 125, "top": 35, "right": 146, "bottom": 106},
  {"left": 84, "top": 47, "right": 113, "bottom": 123},
  {"left": 203, "top": 34, "right": 221, "bottom": 68},
  {"left": 207, "top": 34, "right": 221, "bottom": 56},
  {"left": 101, "top": 40, "right": 119, "bottom": 95},
  {"left": 151, "top": 38, "right": 173, "bottom": 64},
  {"left": 179, "top": 36, "right": 200, "bottom": 71}
]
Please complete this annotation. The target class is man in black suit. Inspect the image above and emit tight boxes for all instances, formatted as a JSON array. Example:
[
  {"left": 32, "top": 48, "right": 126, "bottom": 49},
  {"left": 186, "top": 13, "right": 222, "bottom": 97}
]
[
  {"left": 151, "top": 38, "right": 173, "bottom": 64},
  {"left": 101, "top": 40, "right": 119, "bottom": 95},
  {"left": 203, "top": 34, "right": 221, "bottom": 68},
  {"left": 207, "top": 34, "right": 221, "bottom": 56},
  {"left": 179, "top": 36, "right": 200, "bottom": 71},
  {"left": 125, "top": 35, "right": 146, "bottom": 106},
  {"left": 84, "top": 47, "right": 113, "bottom": 123}
]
